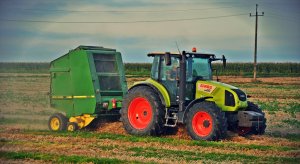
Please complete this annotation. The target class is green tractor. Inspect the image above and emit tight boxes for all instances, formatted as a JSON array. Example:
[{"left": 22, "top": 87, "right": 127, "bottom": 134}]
[{"left": 121, "top": 48, "right": 266, "bottom": 140}]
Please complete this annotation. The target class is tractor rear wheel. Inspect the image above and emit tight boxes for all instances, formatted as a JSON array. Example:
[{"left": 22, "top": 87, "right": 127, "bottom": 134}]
[
  {"left": 186, "top": 102, "right": 227, "bottom": 141},
  {"left": 121, "top": 86, "right": 166, "bottom": 136},
  {"left": 239, "top": 101, "right": 266, "bottom": 136},
  {"left": 48, "top": 113, "right": 68, "bottom": 131}
]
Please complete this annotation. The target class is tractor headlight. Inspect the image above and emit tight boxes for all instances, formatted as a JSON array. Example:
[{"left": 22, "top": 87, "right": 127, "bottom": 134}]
[{"left": 232, "top": 89, "right": 247, "bottom": 101}]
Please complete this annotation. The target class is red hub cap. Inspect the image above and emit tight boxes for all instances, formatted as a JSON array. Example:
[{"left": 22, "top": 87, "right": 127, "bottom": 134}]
[
  {"left": 192, "top": 111, "right": 213, "bottom": 137},
  {"left": 128, "top": 97, "right": 152, "bottom": 129}
]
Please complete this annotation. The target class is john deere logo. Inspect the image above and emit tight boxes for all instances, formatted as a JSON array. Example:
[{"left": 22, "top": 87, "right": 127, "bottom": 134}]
[{"left": 198, "top": 83, "right": 216, "bottom": 94}]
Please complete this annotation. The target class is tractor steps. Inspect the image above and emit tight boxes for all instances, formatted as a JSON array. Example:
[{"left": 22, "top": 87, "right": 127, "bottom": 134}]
[{"left": 164, "top": 108, "right": 178, "bottom": 127}]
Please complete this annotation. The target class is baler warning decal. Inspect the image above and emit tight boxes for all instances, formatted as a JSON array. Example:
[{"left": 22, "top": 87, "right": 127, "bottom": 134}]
[{"left": 198, "top": 83, "right": 216, "bottom": 94}]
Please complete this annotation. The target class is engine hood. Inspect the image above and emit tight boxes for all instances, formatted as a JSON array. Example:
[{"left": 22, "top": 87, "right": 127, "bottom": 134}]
[
  {"left": 196, "top": 80, "right": 239, "bottom": 94},
  {"left": 195, "top": 80, "right": 248, "bottom": 112},
  {"left": 205, "top": 80, "right": 238, "bottom": 90}
]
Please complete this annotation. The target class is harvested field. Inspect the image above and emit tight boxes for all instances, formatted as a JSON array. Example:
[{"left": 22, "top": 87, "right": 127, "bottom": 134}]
[{"left": 0, "top": 73, "right": 300, "bottom": 163}]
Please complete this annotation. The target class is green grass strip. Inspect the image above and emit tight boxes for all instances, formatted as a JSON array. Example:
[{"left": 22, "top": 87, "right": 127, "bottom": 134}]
[
  {"left": 25, "top": 130, "right": 298, "bottom": 151},
  {"left": 126, "top": 146, "right": 299, "bottom": 163},
  {"left": 267, "top": 132, "right": 300, "bottom": 142},
  {"left": 283, "top": 119, "right": 300, "bottom": 128},
  {"left": 2, "top": 141, "right": 298, "bottom": 163},
  {"left": 0, "top": 151, "right": 142, "bottom": 164}
]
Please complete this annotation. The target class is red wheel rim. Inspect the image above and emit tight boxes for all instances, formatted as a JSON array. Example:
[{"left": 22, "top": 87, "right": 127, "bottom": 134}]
[
  {"left": 128, "top": 97, "right": 153, "bottom": 129},
  {"left": 192, "top": 111, "right": 213, "bottom": 137}
]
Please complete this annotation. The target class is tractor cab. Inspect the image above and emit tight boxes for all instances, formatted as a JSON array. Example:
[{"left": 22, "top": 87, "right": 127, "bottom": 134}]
[{"left": 148, "top": 49, "right": 225, "bottom": 105}]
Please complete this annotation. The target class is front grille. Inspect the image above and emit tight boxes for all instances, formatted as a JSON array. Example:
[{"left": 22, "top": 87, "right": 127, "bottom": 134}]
[
  {"left": 232, "top": 89, "right": 247, "bottom": 101},
  {"left": 225, "top": 90, "right": 235, "bottom": 106}
]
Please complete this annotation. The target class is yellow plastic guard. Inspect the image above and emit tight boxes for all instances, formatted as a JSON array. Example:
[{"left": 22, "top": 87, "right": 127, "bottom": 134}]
[{"left": 69, "top": 114, "right": 95, "bottom": 129}]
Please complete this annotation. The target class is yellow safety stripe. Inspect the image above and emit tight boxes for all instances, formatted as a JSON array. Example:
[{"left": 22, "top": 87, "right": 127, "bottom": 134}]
[
  {"left": 51, "top": 95, "right": 95, "bottom": 99},
  {"left": 73, "top": 95, "right": 95, "bottom": 99}
]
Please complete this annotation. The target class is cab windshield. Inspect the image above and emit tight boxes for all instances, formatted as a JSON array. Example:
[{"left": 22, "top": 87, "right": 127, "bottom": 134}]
[{"left": 187, "top": 57, "right": 212, "bottom": 81}]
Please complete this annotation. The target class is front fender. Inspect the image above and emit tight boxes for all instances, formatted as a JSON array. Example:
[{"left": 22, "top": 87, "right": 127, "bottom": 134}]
[{"left": 177, "top": 97, "right": 213, "bottom": 123}]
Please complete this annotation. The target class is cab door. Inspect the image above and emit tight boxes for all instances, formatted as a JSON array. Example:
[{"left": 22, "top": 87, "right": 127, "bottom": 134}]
[{"left": 159, "top": 56, "right": 180, "bottom": 105}]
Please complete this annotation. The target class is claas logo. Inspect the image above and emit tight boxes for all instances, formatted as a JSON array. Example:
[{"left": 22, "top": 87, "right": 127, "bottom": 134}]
[{"left": 198, "top": 83, "right": 216, "bottom": 93}]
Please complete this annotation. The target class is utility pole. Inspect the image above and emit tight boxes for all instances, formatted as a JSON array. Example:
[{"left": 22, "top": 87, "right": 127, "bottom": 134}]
[{"left": 250, "top": 4, "right": 264, "bottom": 81}]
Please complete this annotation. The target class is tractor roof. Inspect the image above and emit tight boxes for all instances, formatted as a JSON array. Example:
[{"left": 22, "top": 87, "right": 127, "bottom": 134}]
[
  {"left": 148, "top": 51, "right": 216, "bottom": 59},
  {"left": 148, "top": 52, "right": 180, "bottom": 56}
]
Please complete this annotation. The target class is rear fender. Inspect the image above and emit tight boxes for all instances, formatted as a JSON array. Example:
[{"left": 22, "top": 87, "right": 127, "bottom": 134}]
[{"left": 129, "top": 79, "right": 171, "bottom": 107}]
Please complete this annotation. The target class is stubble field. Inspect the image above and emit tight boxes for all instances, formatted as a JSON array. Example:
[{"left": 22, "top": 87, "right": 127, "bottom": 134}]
[{"left": 0, "top": 73, "right": 299, "bottom": 163}]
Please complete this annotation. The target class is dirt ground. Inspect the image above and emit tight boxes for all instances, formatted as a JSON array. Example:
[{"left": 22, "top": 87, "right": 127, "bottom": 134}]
[{"left": 0, "top": 73, "right": 299, "bottom": 163}]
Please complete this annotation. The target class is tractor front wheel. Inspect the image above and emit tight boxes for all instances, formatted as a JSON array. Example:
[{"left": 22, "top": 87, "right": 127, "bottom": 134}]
[
  {"left": 186, "top": 102, "right": 227, "bottom": 141},
  {"left": 121, "top": 86, "right": 166, "bottom": 136},
  {"left": 48, "top": 113, "right": 68, "bottom": 131}
]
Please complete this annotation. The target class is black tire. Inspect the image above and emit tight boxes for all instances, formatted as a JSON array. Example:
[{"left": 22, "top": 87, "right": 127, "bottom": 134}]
[
  {"left": 120, "top": 86, "right": 166, "bottom": 136},
  {"left": 225, "top": 112, "right": 238, "bottom": 132},
  {"left": 48, "top": 113, "right": 68, "bottom": 131},
  {"left": 164, "top": 127, "right": 179, "bottom": 135},
  {"left": 185, "top": 102, "right": 228, "bottom": 141},
  {"left": 244, "top": 101, "right": 267, "bottom": 135},
  {"left": 67, "top": 122, "right": 79, "bottom": 131}
]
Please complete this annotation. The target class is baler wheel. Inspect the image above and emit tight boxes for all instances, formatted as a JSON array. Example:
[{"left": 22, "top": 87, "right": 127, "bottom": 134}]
[
  {"left": 67, "top": 122, "right": 79, "bottom": 131},
  {"left": 186, "top": 102, "right": 227, "bottom": 141},
  {"left": 48, "top": 113, "right": 68, "bottom": 131}
]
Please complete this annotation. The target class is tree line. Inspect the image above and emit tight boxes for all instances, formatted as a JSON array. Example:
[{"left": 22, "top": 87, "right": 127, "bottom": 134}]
[{"left": 0, "top": 62, "right": 299, "bottom": 77}]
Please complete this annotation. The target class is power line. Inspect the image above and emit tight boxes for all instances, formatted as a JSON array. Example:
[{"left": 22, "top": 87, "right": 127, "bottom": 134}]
[
  {"left": 7, "top": 6, "right": 240, "bottom": 13},
  {"left": 0, "top": 13, "right": 247, "bottom": 24},
  {"left": 266, "top": 12, "right": 299, "bottom": 21},
  {"left": 265, "top": 15, "right": 300, "bottom": 23}
]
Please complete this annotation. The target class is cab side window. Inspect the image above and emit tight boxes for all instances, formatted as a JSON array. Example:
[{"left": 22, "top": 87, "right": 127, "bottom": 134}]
[{"left": 150, "top": 56, "right": 160, "bottom": 80}]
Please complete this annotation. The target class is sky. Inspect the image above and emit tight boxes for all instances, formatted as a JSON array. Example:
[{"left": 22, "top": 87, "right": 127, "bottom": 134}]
[{"left": 0, "top": 0, "right": 299, "bottom": 63}]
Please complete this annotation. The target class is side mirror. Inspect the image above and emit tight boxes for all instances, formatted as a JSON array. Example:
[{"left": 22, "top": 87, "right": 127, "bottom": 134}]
[
  {"left": 222, "top": 55, "right": 226, "bottom": 68},
  {"left": 165, "top": 52, "right": 171, "bottom": 66}
]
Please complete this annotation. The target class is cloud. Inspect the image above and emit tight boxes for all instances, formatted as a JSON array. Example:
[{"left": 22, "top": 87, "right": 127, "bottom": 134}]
[
  {"left": 25, "top": 2, "right": 254, "bottom": 52},
  {"left": 0, "top": 0, "right": 299, "bottom": 62}
]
